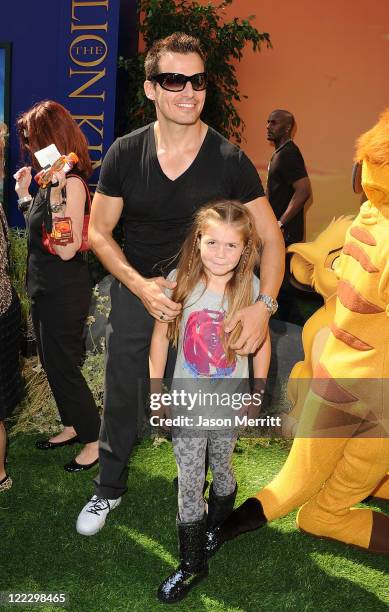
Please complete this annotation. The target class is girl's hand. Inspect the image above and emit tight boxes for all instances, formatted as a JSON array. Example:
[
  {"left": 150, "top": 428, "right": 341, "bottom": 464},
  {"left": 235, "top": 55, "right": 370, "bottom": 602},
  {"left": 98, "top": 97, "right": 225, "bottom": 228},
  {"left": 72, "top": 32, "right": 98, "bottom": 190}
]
[
  {"left": 150, "top": 399, "right": 172, "bottom": 431},
  {"left": 236, "top": 393, "right": 262, "bottom": 421},
  {"left": 13, "top": 166, "right": 32, "bottom": 197}
]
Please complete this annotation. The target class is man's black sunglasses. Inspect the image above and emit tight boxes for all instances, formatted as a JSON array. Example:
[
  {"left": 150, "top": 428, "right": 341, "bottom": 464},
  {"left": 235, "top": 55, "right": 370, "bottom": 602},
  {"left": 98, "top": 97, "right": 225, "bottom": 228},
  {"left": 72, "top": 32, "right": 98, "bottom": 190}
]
[{"left": 150, "top": 72, "right": 207, "bottom": 92}]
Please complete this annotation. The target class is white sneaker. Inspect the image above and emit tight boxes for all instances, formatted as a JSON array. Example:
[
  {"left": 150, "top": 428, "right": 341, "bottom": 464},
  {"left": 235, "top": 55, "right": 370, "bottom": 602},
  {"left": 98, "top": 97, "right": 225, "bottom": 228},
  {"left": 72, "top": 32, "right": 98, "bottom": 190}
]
[{"left": 76, "top": 495, "right": 121, "bottom": 536}]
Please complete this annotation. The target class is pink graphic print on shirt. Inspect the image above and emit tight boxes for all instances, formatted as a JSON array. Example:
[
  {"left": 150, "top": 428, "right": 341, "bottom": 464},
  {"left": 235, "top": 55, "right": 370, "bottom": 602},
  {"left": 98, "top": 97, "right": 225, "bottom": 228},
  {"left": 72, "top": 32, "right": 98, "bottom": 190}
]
[{"left": 182, "top": 309, "right": 236, "bottom": 377}]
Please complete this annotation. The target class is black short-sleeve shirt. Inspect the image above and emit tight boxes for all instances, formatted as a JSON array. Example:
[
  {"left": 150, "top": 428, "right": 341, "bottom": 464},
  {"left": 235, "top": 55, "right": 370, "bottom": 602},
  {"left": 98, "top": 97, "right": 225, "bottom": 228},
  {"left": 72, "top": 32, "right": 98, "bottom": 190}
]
[
  {"left": 267, "top": 140, "right": 308, "bottom": 244},
  {"left": 97, "top": 123, "right": 265, "bottom": 277}
]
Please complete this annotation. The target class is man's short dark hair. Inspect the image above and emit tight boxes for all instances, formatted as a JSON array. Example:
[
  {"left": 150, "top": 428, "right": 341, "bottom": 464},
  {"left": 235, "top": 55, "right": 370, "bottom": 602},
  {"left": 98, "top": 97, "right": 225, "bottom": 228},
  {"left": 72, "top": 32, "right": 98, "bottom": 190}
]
[{"left": 145, "top": 32, "right": 206, "bottom": 80}]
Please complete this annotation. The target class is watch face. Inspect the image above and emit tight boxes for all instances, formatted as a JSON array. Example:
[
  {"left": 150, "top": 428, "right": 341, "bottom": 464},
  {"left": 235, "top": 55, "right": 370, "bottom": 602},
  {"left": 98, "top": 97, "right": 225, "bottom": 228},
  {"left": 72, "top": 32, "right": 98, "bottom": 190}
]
[{"left": 266, "top": 296, "right": 277, "bottom": 314}]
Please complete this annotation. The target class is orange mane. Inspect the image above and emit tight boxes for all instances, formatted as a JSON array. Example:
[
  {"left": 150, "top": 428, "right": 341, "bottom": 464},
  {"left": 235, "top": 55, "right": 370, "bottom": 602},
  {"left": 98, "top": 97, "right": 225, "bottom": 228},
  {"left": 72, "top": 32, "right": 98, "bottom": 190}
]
[{"left": 355, "top": 108, "right": 389, "bottom": 166}]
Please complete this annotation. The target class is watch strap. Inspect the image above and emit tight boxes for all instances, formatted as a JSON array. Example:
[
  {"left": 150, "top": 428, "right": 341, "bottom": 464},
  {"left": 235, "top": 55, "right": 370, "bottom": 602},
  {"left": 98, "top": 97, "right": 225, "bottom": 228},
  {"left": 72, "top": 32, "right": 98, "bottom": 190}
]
[{"left": 256, "top": 293, "right": 278, "bottom": 315}]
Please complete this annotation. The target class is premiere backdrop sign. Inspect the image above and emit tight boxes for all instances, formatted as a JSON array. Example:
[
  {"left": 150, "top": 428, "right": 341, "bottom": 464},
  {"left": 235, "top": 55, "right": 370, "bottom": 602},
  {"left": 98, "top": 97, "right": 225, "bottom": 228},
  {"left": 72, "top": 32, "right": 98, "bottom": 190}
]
[{"left": 0, "top": 0, "right": 121, "bottom": 226}]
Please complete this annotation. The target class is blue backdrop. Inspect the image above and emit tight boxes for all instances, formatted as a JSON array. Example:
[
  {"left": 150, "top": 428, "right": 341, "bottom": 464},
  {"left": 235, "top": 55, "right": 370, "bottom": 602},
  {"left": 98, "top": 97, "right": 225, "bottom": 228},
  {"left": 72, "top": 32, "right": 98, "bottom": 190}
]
[{"left": 0, "top": 0, "right": 121, "bottom": 226}]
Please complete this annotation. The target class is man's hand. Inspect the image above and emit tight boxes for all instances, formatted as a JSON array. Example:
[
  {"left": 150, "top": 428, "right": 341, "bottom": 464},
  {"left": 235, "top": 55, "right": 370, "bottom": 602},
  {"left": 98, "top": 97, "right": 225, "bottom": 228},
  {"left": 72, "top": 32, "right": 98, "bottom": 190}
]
[
  {"left": 225, "top": 301, "right": 270, "bottom": 356},
  {"left": 136, "top": 276, "right": 182, "bottom": 321}
]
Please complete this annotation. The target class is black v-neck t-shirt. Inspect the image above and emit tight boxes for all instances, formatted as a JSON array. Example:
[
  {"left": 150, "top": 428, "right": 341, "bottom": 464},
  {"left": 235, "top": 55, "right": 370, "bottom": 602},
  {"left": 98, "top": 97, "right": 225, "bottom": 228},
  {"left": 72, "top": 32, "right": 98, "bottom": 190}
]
[{"left": 97, "top": 123, "right": 264, "bottom": 277}]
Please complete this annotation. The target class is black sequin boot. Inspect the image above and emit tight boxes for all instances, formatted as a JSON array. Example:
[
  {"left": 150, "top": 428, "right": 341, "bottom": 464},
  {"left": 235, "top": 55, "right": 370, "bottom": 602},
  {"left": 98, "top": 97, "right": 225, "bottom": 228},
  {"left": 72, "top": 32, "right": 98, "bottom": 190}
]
[
  {"left": 206, "top": 497, "right": 267, "bottom": 557},
  {"left": 157, "top": 514, "right": 208, "bottom": 604},
  {"left": 205, "top": 483, "right": 237, "bottom": 558}
]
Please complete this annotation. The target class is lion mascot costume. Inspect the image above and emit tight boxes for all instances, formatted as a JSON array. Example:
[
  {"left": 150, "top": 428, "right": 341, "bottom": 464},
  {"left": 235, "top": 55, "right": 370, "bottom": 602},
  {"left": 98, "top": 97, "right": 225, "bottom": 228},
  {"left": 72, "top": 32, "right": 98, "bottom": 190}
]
[
  {"left": 282, "top": 216, "right": 353, "bottom": 437},
  {"left": 208, "top": 110, "right": 389, "bottom": 555}
]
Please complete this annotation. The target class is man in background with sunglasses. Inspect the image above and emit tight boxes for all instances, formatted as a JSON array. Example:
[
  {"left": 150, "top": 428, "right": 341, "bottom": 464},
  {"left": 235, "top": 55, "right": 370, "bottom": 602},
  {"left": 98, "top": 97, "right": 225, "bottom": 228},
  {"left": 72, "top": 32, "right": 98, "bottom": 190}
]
[{"left": 76, "top": 33, "right": 284, "bottom": 539}]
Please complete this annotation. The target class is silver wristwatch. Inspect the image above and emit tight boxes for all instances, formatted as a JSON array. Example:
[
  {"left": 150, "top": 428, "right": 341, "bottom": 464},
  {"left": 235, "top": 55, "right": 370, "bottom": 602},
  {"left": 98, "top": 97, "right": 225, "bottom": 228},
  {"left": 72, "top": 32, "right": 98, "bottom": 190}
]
[{"left": 256, "top": 293, "right": 278, "bottom": 316}]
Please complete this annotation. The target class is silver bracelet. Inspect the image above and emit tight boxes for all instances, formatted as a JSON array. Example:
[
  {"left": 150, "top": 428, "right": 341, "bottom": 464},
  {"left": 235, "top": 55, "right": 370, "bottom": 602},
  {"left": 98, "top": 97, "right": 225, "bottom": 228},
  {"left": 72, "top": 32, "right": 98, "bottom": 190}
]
[
  {"left": 17, "top": 194, "right": 32, "bottom": 212},
  {"left": 17, "top": 194, "right": 32, "bottom": 204},
  {"left": 50, "top": 186, "right": 66, "bottom": 213},
  {"left": 50, "top": 200, "right": 66, "bottom": 213}
]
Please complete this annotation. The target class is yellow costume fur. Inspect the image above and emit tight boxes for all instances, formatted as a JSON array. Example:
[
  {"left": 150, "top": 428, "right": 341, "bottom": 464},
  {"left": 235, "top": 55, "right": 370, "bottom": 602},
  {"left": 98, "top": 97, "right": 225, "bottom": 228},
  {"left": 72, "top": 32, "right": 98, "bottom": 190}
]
[
  {"left": 283, "top": 217, "right": 353, "bottom": 437},
  {"left": 255, "top": 110, "right": 389, "bottom": 553}
]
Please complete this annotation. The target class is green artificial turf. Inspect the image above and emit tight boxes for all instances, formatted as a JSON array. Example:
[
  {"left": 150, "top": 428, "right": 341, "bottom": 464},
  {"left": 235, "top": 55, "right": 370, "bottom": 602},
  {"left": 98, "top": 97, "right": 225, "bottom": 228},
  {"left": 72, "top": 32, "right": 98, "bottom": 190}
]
[{"left": 1, "top": 435, "right": 388, "bottom": 612}]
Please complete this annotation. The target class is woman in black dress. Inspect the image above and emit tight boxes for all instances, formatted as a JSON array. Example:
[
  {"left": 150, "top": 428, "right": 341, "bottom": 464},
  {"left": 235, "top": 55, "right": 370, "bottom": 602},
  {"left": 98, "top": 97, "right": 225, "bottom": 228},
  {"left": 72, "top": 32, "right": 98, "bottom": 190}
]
[
  {"left": 0, "top": 122, "right": 23, "bottom": 491},
  {"left": 14, "top": 101, "right": 101, "bottom": 472}
]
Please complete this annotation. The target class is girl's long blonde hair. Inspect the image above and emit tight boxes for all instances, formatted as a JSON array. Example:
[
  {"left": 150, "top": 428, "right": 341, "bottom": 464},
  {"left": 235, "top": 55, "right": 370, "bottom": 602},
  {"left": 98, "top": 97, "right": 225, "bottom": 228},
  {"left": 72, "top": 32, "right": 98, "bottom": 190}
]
[{"left": 168, "top": 200, "right": 262, "bottom": 364}]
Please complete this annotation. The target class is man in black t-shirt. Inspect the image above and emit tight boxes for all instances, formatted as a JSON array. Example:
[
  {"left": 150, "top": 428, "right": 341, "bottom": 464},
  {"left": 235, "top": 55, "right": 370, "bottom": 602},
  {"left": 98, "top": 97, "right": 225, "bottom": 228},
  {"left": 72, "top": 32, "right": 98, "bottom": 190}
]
[
  {"left": 266, "top": 110, "right": 311, "bottom": 324},
  {"left": 266, "top": 109, "right": 311, "bottom": 246},
  {"left": 76, "top": 34, "right": 284, "bottom": 561}
]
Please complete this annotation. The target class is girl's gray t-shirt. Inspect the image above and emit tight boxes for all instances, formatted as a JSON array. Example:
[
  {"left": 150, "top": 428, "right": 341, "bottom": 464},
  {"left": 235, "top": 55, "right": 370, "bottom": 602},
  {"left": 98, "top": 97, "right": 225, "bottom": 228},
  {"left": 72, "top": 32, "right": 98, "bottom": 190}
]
[{"left": 166, "top": 271, "right": 260, "bottom": 430}]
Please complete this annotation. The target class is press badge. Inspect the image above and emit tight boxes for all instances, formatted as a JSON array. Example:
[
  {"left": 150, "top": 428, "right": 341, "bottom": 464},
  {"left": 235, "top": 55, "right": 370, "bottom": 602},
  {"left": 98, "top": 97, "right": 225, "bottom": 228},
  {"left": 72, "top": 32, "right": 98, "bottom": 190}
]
[{"left": 50, "top": 217, "right": 74, "bottom": 245}]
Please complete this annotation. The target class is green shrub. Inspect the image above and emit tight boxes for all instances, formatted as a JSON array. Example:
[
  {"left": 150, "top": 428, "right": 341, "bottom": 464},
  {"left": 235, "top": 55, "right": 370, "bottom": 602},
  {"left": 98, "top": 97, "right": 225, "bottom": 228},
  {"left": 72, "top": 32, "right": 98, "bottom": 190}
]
[
  {"left": 11, "top": 351, "right": 105, "bottom": 436},
  {"left": 8, "top": 227, "right": 29, "bottom": 327}
]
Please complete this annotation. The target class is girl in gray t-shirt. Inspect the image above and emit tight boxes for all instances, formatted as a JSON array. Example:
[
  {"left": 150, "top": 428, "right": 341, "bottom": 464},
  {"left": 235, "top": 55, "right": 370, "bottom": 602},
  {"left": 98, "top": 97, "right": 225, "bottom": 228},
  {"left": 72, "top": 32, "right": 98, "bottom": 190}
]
[{"left": 150, "top": 200, "right": 271, "bottom": 601}]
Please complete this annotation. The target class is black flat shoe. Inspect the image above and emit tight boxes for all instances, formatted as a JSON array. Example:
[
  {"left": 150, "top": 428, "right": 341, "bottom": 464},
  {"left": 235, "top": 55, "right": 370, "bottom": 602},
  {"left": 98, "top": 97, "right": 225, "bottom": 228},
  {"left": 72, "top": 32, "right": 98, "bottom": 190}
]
[
  {"left": 36, "top": 435, "right": 80, "bottom": 450},
  {"left": 64, "top": 458, "right": 99, "bottom": 472}
]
